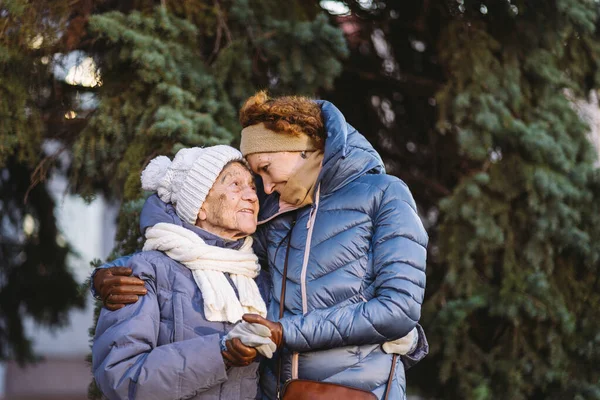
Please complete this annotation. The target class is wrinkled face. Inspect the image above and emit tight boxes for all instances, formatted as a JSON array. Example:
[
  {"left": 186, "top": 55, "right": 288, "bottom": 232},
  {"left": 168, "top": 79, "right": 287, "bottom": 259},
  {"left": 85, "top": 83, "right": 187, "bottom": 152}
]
[
  {"left": 196, "top": 162, "right": 259, "bottom": 239},
  {"left": 245, "top": 152, "right": 307, "bottom": 195}
]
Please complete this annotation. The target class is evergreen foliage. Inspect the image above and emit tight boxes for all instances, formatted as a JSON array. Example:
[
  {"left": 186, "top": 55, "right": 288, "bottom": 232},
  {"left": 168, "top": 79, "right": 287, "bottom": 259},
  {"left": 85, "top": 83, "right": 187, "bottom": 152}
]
[
  {"left": 324, "top": 1, "right": 600, "bottom": 399},
  {"left": 73, "top": 6, "right": 237, "bottom": 201},
  {"left": 431, "top": 4, "right": 600, "bottom": 397}
]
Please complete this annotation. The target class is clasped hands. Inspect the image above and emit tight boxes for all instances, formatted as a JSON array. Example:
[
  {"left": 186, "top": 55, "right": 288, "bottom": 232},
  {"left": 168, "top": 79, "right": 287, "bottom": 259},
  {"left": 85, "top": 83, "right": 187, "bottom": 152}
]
[
  {"left": 221, "top": 314, "right": 283, "bottom": 368},
  {"left": 222, "top": 315, "right": 419, "bottom": 368},
  {"left": 93, "top": 267, "right": 419, "bottom": 366}
]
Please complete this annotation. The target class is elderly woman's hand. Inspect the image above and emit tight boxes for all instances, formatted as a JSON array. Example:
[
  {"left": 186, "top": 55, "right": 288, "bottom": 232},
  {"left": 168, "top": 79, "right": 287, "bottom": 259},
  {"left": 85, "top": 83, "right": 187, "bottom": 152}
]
[
  {"left": 242, "top": 314, "right": 284, "bottom": 349},
  {"left": 94, "top": 267, "right": 147, "bottom": 310},
  {"left": 222, "top": 338, "right": 258, "bottom": 367},
  {"left": 226, "top": 322, "right": 277, "bottom": 358}
]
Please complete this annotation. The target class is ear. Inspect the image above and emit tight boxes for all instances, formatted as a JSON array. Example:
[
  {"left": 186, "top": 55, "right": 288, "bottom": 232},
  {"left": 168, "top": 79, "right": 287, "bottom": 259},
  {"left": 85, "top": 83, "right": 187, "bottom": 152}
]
[{"left": 197, "top": 208, "right": 207, "bottom": 221}]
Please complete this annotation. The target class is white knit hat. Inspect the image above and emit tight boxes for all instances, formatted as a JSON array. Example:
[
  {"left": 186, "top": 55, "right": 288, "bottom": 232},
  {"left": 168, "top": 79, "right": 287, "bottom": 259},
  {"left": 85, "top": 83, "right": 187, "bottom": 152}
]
[{"left": 140, "top": 145, "right": 245, "bottom": 224}]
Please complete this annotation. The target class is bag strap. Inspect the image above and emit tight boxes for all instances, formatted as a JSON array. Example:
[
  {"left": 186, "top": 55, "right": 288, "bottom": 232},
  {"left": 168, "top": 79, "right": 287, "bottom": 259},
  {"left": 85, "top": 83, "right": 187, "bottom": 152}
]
[
  {"left": 383, "top": 354, "right": 398, "bottom": 400},
  {"left": 276, "top": 219, "right": 296, "bottom": 399},
  {"left": 278, "top": 226, "right": 294, "bottom": 320},
  {"left": 276, "top": 219, "right": 398, "bottom": 399}
]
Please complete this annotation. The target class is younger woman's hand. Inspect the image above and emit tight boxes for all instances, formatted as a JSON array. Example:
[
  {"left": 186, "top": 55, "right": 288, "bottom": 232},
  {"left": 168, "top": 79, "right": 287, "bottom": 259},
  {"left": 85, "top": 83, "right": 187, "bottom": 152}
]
[{"left": 94, "top": 267, "right": 147, "bottom": 310}]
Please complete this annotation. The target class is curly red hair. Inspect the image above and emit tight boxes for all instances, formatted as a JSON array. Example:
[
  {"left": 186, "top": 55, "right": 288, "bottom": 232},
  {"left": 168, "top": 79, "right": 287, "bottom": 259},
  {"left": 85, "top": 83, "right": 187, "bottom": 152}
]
[{"left": 239, "top": 91, "right": 325, "bottom": 149}]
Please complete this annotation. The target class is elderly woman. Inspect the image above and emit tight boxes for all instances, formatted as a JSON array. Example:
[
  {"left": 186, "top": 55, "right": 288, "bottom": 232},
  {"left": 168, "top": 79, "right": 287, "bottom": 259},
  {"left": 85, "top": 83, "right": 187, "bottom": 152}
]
[
  {"left": 92, "top": 145, "right": 276, "bottom": 400},
  {"left": 94, "top": 93, "right": 428, "bottom": 399}
]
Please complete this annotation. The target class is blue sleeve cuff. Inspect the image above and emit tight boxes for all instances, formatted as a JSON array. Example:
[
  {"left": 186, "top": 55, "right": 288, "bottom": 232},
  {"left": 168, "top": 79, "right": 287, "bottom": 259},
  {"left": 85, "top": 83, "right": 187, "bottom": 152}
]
[
  {"left": 401, "top": 323, "right": 429, "bottom": 370},
  {"left": 89, "top": 268, "right": 102, "bottom": 300}
]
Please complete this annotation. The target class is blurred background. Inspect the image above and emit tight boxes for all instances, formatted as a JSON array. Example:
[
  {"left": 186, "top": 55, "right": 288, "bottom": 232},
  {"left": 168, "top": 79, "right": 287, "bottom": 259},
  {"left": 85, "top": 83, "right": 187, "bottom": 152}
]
[{"left": 1, "top": 1, "right": 600, "bottom": 399}]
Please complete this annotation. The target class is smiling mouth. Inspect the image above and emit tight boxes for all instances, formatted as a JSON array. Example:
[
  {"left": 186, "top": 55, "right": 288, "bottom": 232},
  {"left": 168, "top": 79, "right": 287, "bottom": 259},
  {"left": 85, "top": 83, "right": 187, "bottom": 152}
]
[{"left": 238, "top": 208, "right": 255, "bottom": 214}]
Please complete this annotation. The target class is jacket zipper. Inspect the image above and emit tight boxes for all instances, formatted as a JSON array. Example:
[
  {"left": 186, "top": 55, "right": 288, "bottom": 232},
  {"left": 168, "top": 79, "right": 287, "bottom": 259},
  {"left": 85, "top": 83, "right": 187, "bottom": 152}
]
[
  {"left": 291, "top": 185, "right": 321, "bottom": 380},
  {"left": 301, "top": 184, "right": 320, "bottom": 314}
]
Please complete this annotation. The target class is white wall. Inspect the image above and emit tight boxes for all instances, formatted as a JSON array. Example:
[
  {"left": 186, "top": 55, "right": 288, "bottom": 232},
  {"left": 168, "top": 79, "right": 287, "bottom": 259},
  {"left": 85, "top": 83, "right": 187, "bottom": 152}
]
[
  {"left": 572, "top": 90, "right": 600, "bottom": 167},
  {"left": 27, "top": 165, "right": 118, "bottom": 355}
]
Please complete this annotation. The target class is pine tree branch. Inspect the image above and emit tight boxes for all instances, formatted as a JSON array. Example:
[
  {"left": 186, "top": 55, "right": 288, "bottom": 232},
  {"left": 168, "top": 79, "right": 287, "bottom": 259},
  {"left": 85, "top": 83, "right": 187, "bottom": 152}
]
[
  {"left": 24, "top": 146, "right": 67, "bottom": 203},
  {"left": 207, "top": 0, "right": 233, "bottom": 65}
]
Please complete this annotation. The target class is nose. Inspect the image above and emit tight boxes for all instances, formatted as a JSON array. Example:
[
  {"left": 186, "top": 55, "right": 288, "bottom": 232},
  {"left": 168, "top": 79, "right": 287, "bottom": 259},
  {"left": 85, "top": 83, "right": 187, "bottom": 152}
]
[
  {"left": 262, "top": 177, "right": 276, "bottom": 195},
  {"left": 242, "top": 185, "right": 258, "bottom": 202}
]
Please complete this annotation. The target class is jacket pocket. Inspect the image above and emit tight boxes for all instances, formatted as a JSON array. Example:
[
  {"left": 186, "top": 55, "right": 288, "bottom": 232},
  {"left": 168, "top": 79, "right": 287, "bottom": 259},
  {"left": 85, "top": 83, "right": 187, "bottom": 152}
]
[{"left": 172, "top": 292, "right": 185, "bottom": 342}]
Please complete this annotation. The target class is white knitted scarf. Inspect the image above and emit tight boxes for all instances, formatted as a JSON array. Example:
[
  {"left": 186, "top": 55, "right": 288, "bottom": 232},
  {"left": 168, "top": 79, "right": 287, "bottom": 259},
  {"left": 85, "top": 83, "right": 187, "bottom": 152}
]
[{"left": 143, "top": 222, "right": 267, "bottom": 323}]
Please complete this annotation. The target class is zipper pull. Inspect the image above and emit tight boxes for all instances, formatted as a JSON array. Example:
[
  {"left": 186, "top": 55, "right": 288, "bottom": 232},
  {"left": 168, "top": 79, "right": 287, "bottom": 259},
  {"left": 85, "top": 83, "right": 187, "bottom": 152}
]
[
  {"left": 306, "top": 206, "right": 315, "bottom": 229},
  {"left": 306, "top": 185, "right": 321, "bottom": 229}
]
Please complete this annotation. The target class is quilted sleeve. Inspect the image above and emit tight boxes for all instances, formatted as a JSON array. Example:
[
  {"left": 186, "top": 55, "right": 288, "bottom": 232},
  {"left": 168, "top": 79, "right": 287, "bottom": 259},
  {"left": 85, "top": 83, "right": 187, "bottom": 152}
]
[
  {"left": 279, "top": 180, "right": 428, "bottom": 352},
  {"left": 92, "top": 254, "right": 228, "bottom": 399}
]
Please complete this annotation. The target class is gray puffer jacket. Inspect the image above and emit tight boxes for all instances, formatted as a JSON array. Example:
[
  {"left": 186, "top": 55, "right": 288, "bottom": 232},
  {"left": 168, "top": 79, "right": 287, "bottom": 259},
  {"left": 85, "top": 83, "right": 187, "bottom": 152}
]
[
  {"left": 254, "top": 101, "right": 428, "bottom": 399},
  {"left": 92, "top": 196, "right": 269, "bottom": 400}
]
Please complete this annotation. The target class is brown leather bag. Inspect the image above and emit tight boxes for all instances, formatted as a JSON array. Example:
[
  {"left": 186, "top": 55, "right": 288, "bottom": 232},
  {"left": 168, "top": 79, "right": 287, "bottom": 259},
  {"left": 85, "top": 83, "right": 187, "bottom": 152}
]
[
  {"left": 276, "top": 220, "right": 398, "bottom": 400},
  {"left": 282, "top": 379, "right": 378, "bottom": 400}
]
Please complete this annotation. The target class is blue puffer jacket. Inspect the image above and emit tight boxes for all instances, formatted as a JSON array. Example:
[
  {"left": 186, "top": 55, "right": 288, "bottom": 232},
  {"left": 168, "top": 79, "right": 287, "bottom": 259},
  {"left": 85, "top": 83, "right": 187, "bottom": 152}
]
[
  {"left": 254, "top": 101, "right": 428, "bottom": 399},
  {"left": 92, "top": 196, "right": 269, "bottom": 400}
]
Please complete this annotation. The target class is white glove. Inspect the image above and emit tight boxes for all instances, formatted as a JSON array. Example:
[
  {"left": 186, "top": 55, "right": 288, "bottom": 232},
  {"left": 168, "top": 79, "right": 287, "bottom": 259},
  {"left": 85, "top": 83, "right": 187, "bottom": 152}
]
[
  {"left": 382, "top": 327, "right": 419, "bottom": 355},
  {"left": 225, "top": 321, "right": 277, "bottom": 359}
]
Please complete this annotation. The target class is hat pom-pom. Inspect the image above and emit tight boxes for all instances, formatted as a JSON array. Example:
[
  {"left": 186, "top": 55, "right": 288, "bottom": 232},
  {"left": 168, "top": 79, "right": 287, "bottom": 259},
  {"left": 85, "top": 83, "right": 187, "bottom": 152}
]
[{"left": 141, "top": 156, "right": 171, "bottom": 191}]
